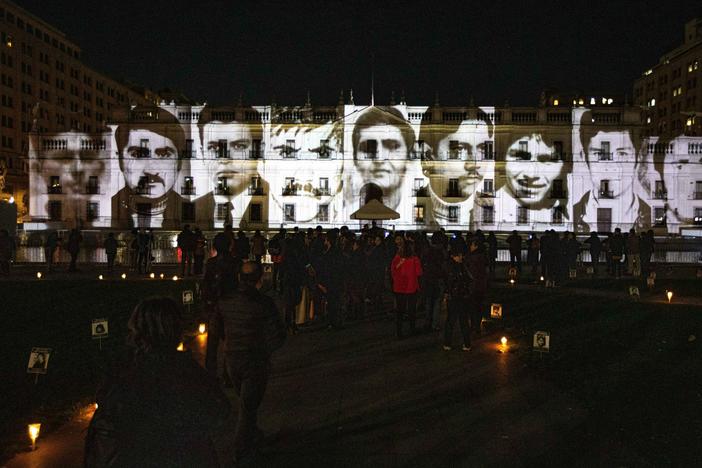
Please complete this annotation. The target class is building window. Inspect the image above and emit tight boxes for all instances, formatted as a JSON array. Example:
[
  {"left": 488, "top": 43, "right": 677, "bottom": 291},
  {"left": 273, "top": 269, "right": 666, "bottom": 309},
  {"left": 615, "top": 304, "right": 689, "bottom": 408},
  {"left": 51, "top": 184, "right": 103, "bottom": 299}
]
[
  {"left": 552, "top": 206, "right": 564, "bottom": 225},
  {"left": 249, "top": 176, "right": 263, "bottom": 195},
  {"left": 517, "top": 206, "right": 529, "bottom": 225},
  {"left": 86, "top": 176, "right": 99, "bottom": 194},
  {"left": 318, "top": 177, "right": 329, "bottom": 196},
  {"left": 283, "top": 178, "right": 296, "bottom": 196},
  {"left": 483, "top": 140, "right": 494, "bottom": 160},
  {"left": 216, "top": 203, "right": 229, "bottom": 221},
  {"left": 284, "top": 139, "right": 297, "bottom": 158},
  {"left": 216, "top": 177, "right": 229, "bottom": 195},
  {"left": 182, "top": 176, "right": 195, "bottom": 195},
  {"left": 48, "top": 201, "right": 62, "bottom": 221},
  {"left": 414, "top": 205, "right": 425, "bottom": 223},
  {"left": 599, "top": 180, "right": 613, "bottom": 198},
  {"left": 447, "top": 178, "right": 459, "bottom": 197},
  {"left": 653, "top": 180, "right": 667, "bottom": 199},
  {"left": 181, "top": 202, "right": 195, "bottom": 221},
  {"left": 216, "top": 140, "right": 228, "bottom": 158},
  {"left": 48, "top": 175, "right": 61, "bottom": 194},
  {"left": 86, "top": 202, "right": 99, "bottom": 221},
  {"left": 448, "top": 206, "right": 459, "bottom": 223},
  {"left": 482, "top": 179, "right": 494, "bottom": 197},
  {"left": 482, "top": 205, "right": 494, "bottom": 224},
  {"left": 249, "top": 203, "right": 262, "bottom": 222},
  {"left": 319, "top": 139, "right": 331, "bottom": 158},
  {"left": 318, "top": 204, "right": 329, "bottom": 222},
  {"left": 551, "top": 179, "right": 565, "bottom": 198},
  {"left": 183, "top": 139, "right": 194, "bottom": 158},
  {"left": 693, "top": 207, "right": 702, "bottom": 224},
  {"left": 654, "top": 207, "right": 666, "bottom": 226},
  {"left": 284, "top": 204, "right": 295, "bottom": 222},
  {"left": 413, "top": 178, "right": 426, "bottom": 196}
]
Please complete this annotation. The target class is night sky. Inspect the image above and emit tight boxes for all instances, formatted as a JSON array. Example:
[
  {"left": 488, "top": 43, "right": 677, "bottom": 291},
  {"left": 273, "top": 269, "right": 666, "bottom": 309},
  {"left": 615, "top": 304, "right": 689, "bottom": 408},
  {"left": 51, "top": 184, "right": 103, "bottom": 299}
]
[{"left": 12, "top": 0, "right": 702, "bottom": 106}]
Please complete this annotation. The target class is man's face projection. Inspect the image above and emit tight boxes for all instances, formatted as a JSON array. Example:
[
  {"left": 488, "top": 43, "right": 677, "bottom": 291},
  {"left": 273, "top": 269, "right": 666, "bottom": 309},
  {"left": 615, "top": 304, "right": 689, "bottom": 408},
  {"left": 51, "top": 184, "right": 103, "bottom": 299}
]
[
  {"left": 427, "top": 122, "right": 491, "bottom": 201},
  {"left": 120, "top": 129, "right": 179, "bottom": 199},
  {"left": 586, "top": 130, "right": 636, "bottom": 199},
  {"left": 354, "top": 124, "right": 408, "bottom": 207},
  {"left": 205, "top": 123, "right": 255, "bottom": 199},
  {"left": 505, "top": 133, "right": 563, "bottom": 207}
]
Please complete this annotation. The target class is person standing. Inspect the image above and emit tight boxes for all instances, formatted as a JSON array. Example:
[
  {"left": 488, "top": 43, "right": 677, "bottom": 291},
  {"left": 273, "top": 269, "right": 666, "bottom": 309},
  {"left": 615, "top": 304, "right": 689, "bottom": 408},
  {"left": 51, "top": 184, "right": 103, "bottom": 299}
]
[
  {"left": 527, "top": 232, "right": 540, "bottom": 275},
  {"left": 421, "top": 233, "right": 446, "bottom": 332},
  {"left": 314, "top": 234, "right": 345, "bottom": 329},
  {"left": 45, "top": 230, "right": 59, "bottom": 272},
  {"left": 84, "top": 297, "right": 230, "bottom": 467},
  {"left": 640, "top": 230, "right": 655, "bottom": 277},
  {"left": 506, "top": 230, "right": 522, "bottom": 273},
  {"left": 251, "top": 230, "right": 266, "bottom": 263},
  {"left": 103, "top": 233, "right": 118, "bottom": 273},
  {"left": 136, "top": 229, "right": 150, "bottom": 274},
  {"left": 584, "top": 231, "right": 602, "bottom": 275},
  {"left": 219, "top": 262, "right": 286, "bottom": 463},
  {"left": 67, "top": 228, "right": 82, "bottom": 272},
  {"left": 0, "top": 229, "right": 11, "bottom": 275},
  {"left": 235, "top": 231, "right": 251, "bottom": 263},
  {"left": 609, "top": 228, "right": 625, "bottom": 279},
  {"left": 177, "top": 225, "right": 195, "bottom": 277},
  {"left": 267, "top": 229, "right": 285, "bottom": 292},
  {"left": 466, "top": 239, "right": 488, "bottom": 337},
  {"left": 390, "top": 242, "right": 422, "bottom": 339},
  {"left": 365, "top": 234, "right": 387, "bottom": 315},
  {"left": 626, "top": 228, "right": 641, "bottom": 277},
  {"left": 443, "top": 247, "right": 473, "bottom": 351},
  {"left": 193, "top": 227, "right": 206, "bottom": 275},
  {"left": 486, "top": 232, "right": 498, "bottom": 278}
]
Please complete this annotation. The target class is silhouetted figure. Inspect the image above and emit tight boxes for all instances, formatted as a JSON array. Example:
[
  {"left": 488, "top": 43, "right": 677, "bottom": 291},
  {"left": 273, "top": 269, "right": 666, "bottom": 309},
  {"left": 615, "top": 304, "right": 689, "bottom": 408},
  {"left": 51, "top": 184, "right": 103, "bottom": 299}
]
[
  {"left": 103, "top": 233, "right": 118, "bottom": 272},
  {"left": 67, "top": 228, "right": 82, "bottom": 272}
]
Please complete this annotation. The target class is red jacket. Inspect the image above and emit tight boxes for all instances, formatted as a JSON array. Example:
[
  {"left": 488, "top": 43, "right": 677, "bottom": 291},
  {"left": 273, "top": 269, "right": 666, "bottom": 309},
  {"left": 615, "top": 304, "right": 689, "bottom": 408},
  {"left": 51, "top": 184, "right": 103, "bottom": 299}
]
[{"left": 391, "top": 255, "right": 423, "bottom": 294}]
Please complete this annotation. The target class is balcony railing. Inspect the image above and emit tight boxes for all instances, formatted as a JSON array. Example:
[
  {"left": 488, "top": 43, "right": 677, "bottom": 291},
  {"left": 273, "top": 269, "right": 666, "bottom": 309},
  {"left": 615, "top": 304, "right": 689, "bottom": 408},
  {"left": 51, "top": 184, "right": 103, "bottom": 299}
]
[
  {"left": 180, "top": 149, "right": 195, "bottom": 159},
  {"left": 516, "top": 190, "right": 534, "bottom": 199},
  {"left": 445, "top": 190, "right": 462, "bottom": 198},
  {"left": 481, "top": 217, "right": 495, "bottom": 225},
  {"left": 215, "top": 187, "right": 232, "bottom": 196},
  {"left": 514, "top": 150, "right": 531, "bottom": 160},
  {"left": 248, "top": 187, "right": 265, "bottom": 196},
  {"left": 48, "top": 186, "right": 63, "bottom": 194},
  {"left": 599, "top": 190, "right": 614, "bottom": 199},
  {"left": 413, "top": 188, "right": 428, "bottom": 197},
  {"left": 181, "top": 187, "right": 196, "bottom": 196},
  {"left": 248, "top": 150, "right": 263, "bottom": 160},
  {"left": 282, "top": 187, "right": 297, "bottom": 196},
  {"left": 694, "top": 191, "right": 702, "bottom": 200},
  {"left": 652, "top": 191, "right": 668, "bottom": 200},
  {"left": 597, "top": 152, "right": 613, "bottom": 161},
  {"left": 550, "top": 153, "right": 566, "bottom": 161},
  {"left": 85, "top": 185, "right": 99, "bottom": 195},
  {"left": 550, "top": 191, "right": 567, "bottom": 199},
  {"left": 135, "top": 186, "right": 151, "bottom": 195},
  {"left": 479, "top": 191, "right": 495, "bottom": 198},
  {"left": 483, "top": 152, "right": 495, "bottom": 160},
  {"left": 315, "top": 188, "right": 331, "bottom": 196},
  {"left": 213, "top": 150, "right": 230, "bottom": 159},
  {"left": 409, "top": 150, "right": 428, "bottom": 160}
]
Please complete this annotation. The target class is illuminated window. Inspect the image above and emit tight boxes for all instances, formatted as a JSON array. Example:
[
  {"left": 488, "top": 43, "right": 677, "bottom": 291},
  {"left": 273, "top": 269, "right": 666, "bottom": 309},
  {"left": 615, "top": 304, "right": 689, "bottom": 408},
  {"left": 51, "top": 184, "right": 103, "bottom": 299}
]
[
  {"left": 284, "top": 204, "right": 295, "bottom": 222},
  {"left": 413, "top": 205, "right": 425, "bottom": 223},
  {"left": 48, "top": 176, "right": 61, "bottom": 194},
  {"left": 482, "top": 206, "right": 494, "bottom": 224},
  {"left": 553, "top": 99, "right": 559, "bottom": 106},
  {"left": 318, "top": 204, "right": 329, "bottom": 222},
  {"left": 448, "top": 206, "right": 459, "bottom": 223},
  {"left": 653, "top": 207, "right": 666, "bottom": 226}
]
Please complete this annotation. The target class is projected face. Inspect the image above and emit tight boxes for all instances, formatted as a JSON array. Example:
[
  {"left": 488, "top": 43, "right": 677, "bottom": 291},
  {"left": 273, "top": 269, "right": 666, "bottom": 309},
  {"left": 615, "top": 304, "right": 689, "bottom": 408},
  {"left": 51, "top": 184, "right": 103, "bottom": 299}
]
[
  {"left": 353, "top": 124, "right": 408, "bottom": 208},
  {"left": 268, "top": 122, "right": 343, "bottom": 223},
  {"left": 119, "top": 129, "right": 179, "bottom": 199},
  {"left": 426, "top": 121, "right": 491, "bottom": 201},
  {"left": 585, "top": 130, "right": 636, "bottom": 200},
  {"left": 205, "top": 123, "right": 254, "bottom": 199},
  {"left": 505, "top": 134, "right": 564, "bottom": 207}
]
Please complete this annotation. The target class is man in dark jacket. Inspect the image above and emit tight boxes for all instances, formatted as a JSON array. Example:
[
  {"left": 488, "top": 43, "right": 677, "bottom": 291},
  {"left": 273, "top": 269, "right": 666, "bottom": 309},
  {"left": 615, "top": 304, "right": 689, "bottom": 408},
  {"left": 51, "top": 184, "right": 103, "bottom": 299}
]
[
  {"left": 421, "top": 233, "right": 446, "bottom": 331},
  {"left": 67, "top": 228, "right": 82, "bottom": 272},
  {"left": 609, "top": 228, "right": 625, "bottom": 279},
  {"left": 443, "top": 247, "right": 473, "bottom": 351},
  {"left": 584, "top": 231, "right": 602, "bottom": 275},
  {"left": 506, "top": 230, "right": 522, "bottom": 272},
  {"left": 486, "top": 232, "right": 498, "bottom": 277},
  {"left": 314, "top": 234, "right": 345, "bottom": 329},
  {"left": 177, "top": 225, "right": 195, "bottom": 276},
  {"left": 220, "top": 262, "right": 286, "bottom": 462},
  {"left": 466, "top": 239, "right": 488, "bottom": 336},
  {"left": 103, "top": 233, "right": 118, "bottom": 273}
]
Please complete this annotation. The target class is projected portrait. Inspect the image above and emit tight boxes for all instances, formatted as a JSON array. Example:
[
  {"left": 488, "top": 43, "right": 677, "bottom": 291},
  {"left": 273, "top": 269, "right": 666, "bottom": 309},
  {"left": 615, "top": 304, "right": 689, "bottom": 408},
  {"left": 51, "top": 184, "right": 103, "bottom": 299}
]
[
  {"left": 419, "top": 117, "right": 495, "bottom": 225},
  {"left": 198, "top": 111, "right": 265, "bottom": 226},
  {"left": 351, "top": 107, "right": 414, "bottom": 211},
  {"left": 112, "top": 108, "right": 185, "bottom": 228},
  {"left": 574, "top": 112, "right": 647, "bottom": 232},
  {"left": 502, "top": 133, "right": 567, "bottom": 209},
  {"left": 266, "top": 120, "right": 343, "bottom": 224}
]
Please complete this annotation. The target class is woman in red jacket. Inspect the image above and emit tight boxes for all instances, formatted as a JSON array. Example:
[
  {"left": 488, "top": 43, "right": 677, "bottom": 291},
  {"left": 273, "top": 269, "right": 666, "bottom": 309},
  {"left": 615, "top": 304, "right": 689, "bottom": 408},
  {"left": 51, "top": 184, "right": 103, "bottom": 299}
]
[{"left": 391, "top": 241, "right": 423, "bottom": 339}]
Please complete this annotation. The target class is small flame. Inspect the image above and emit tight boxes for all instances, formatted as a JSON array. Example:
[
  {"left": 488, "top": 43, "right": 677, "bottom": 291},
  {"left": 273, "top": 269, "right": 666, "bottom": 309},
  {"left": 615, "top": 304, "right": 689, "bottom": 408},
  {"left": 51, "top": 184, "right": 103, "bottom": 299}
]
[
  {"left": 176, "top": 342, "right": 184, "bottom": 351},
  {"left": 172, "top": 275, "right": 179, "bottom": 281},
  {"left": 36, "top": 272, "right": 42, "bottom": 279},
  {"left": 159, "top": 273, "right": 165, "bottom": 279},
  {"left": 667, "top": 291, "right": 673, "bottom": 303},
  {"left": 28, "top": 423, "right": 40, "bottom": 448},
  {"left": 509, "top": 279, "right": 515, "bottom": 284},
  {"left": 500, "top": 336, "right": 508, "bottom": 346},
  {"left": 198, "top": 323, "right": 206, "bottom": 334},
  {"left": 121, "top": 273, "right": 126, "bottom": 279},
  {"left": 98, "top": 275, "right": 103, "bottom": 280},
  {"left": 149, "top": 273, "right": 155, "bottom": 279}
]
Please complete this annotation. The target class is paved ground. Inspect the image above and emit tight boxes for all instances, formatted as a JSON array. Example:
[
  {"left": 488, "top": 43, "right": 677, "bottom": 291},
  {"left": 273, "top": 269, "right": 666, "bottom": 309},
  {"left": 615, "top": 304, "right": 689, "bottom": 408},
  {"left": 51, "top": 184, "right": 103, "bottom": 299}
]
[{"left": 3, "top": 266, "right": 702, "bottom": 467}]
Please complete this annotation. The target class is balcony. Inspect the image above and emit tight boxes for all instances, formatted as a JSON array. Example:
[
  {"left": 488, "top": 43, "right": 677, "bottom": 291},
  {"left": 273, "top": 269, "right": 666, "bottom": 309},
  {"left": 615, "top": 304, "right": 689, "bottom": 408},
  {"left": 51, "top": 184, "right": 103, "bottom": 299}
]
[
  {"left": 215, "top": 187, "right": 232, "bottom": 196},
  {"left": 47, "top": 185, "right": 63, "bottom": 194},
  {"left": 282, "top": 187, "right": 297, "bottom": 196},
  {"left": 317, "top": 148, "right": 332, "bottom": 159},
  {"left": 550, "top": 153, "right": 566, "bottom": 161},
  {"left": 597, "top": 152, "right": 613, "bottom": 161},
  {"left": 413, "top": 188, "right": 428, "bottom": 197},
  {"left": 409, "top": 150, "right": 428, "bottom": 160},
  {"left": 652, "top": 191, "right": 668, "bottom": 200},
  {"left": 213, "top": 150, "right": 230, "bottom": 159},
  {"left": 550, "top": 191, "right": 567, "bottom": 199},
  {"left": 694, "top": 191, "right": 702, "bottom": 200},
  {"left": 514, "top": 150, "right": 531, "bottom": 160},
  {"left": 85, "top": 185, "right": 99, "bottom": 195},
  {"left": 135, "top": 186, "right": 151, "bottom": 195},
  {"left": 315, "top": 188, "right": 331, "bottom": 196},
  {"left": 181, "top": 187, "right": 196, "bottom": 196},
  {"left": 248, "top": 187, "right": 265, "bottom": 196},
  {"left": 482, "top": 152, "right": 495, "bottom": 161},
  {"left": 516, "top": 189, "right": 534, "bottom": 199},
  {"left": 479, "top": 191, "right": 495, "bottom": 198},
  {"left": 599, "top": 190, "right": 614, "bottom": 199},
  {"left": 481, "top": 217, "right": 495, "bottom": 225},
  {"left": 445, "top": 190, "right": 462, "bottom": 198}
]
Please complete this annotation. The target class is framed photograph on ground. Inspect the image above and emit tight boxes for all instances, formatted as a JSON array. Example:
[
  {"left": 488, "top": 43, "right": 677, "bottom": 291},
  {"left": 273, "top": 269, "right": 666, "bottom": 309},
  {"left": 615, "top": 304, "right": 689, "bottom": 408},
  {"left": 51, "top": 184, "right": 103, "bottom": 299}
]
[
  {"left": 490, "top": 303, "right": 503, "bottom": 319},
  {"left": 27, "top": 348, "right": 51, "bottom": 374},
  {"left": 533, "top": 331, "right": 550, "bottom": 352},
  {"left": 91, "top": 318, "right": 109, "bottom": 339}
]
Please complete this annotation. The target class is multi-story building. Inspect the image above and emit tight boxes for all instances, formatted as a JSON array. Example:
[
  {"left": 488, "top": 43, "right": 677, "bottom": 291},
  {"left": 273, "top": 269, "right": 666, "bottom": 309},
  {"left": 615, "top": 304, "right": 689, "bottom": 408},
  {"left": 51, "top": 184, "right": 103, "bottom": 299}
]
[
  {"left": 25, "top": 97, "right": 702, "bottom": 235},
  {"left": 634, "top": 17, "right": 702, "bottom": 138},
  {"left": 0, "top": 0, "right": 157, "bottom": 220}
]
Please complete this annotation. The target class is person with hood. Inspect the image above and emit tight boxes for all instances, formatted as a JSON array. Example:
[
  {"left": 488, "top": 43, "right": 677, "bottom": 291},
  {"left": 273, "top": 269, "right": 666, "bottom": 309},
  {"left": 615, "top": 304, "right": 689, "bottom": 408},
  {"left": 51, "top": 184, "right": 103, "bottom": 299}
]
[{"left": 84, "top": 297, "right": 230, "bottom": 467}]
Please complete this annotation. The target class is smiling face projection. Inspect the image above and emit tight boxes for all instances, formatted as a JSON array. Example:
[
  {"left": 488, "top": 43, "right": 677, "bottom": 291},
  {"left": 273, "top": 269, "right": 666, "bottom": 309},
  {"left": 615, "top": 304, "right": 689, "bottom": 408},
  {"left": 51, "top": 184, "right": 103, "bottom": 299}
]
[
  {"left": 504, "top": 133, "right": 564, "bottom": 208},
  {"left": 118, "top": 128, "right": 180, "bottom": 199}
]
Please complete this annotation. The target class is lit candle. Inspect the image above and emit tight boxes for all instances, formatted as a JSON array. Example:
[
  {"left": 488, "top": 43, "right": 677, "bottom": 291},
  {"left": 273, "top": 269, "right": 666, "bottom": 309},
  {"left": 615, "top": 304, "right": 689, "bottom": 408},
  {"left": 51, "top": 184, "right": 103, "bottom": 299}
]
[
  {"left": 121, "top": 273, "right": 126, "bottom": 279},
  {"left": 98, "top": 275, "right": 103, "bottom": 280},
  {"left": 176, "top": 342, "right": 184, "bottom": 351},
  {"left": 198, "top": 323, "right": 206, "bottom": 334},
  {"left": 159, "top": 273, "right": 165, "bottom": 279},
  {"left": 28, "top": 423, "right": 40, "bottom": 450},
  {"left": 36, "top": 272, "right": 42, "bottom": 279},
  {"left": 149, "top": 272, "right": 155, "bottom": 279},
  {"left": 667, "top": 291, "right": 673, "bottom": 303},
  {"left": 172, "top": 275, "right": 178, "bottom": 281},
  {"left": 540, "top": 276, "right": 544, "bottom": 281},
  {"left": 509, "top": 279, "right": 515, "bottom": 285},
  {"left": 500, "top": 336, "right": 508, "bottom": 346}
]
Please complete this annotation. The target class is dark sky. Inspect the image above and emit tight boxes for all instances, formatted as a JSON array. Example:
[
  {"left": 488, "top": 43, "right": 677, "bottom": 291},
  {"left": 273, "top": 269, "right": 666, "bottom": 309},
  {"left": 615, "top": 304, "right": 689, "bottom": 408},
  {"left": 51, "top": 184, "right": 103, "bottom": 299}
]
[{"left": 12, "top": 0, "right": 702, "bottom": 106}]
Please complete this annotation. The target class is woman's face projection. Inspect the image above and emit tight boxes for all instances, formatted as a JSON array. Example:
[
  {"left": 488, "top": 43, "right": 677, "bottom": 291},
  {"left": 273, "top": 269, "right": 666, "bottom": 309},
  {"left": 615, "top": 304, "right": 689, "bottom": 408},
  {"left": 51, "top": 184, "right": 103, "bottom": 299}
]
[
  {"left": 120, "top": 128, "right": 179, "bottom": 199},
  {"left": 504, "top": 133, "right": 564, "bottom": 207}
]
